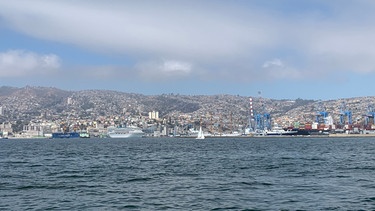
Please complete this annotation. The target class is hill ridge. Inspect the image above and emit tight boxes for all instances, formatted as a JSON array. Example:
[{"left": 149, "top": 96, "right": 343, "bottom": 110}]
[{"left": 0, "top": 86, "right": 374, "bottom": 127}]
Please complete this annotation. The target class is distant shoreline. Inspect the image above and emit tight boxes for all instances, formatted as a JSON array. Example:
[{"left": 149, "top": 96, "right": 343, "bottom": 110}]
[{"left": 4, "top": 133, "right": 375, "bottom": 139}]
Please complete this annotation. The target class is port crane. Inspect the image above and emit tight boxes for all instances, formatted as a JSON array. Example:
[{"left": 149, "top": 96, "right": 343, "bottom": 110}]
[
  {"left": 339, "top": 102, "right": 353, "bottom": 125},
  {"left": 253, "top": 91, "right": 271, "bottom": 131},
  {"left": 364, "top": 104, "right": 375, "bottom": 126},
  {"left": 263, "top": 113, "right": 271, "bottom": 130},
  {"left": 253, "top": 112, "right": 271, "bottom": 131},
  {"left": 315, "top": 101, "right": 329, "bottom": 124}
]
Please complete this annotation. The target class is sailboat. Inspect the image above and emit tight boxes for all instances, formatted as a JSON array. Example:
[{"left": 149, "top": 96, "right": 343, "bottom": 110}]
[{"left": 196, "top": 126, "right": 205, "bottom": 139}]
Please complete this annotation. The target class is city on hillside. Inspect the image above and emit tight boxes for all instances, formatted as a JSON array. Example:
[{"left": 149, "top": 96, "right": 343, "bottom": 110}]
[{"left": 1, "top": 86, "right": 375, "bottom": 138}]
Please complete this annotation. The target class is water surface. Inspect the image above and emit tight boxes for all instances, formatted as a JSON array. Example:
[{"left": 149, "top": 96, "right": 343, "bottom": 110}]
[{"left": 1, "top": 137, "right": 374, "bottom": 210}]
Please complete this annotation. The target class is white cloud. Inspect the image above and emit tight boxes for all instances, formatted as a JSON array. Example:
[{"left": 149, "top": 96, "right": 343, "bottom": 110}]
[
  {"left": 1, "top": 1, "right": 375, "bottom": 82},
  {"left": 263, "top": 59, "right": 284, "bottom": 69},
  {"left": 0, "top": 50, "right": 60, "bottom": 77},
  {"left": 261, "top": 58, "right": 302, "bottom": 79},
  {"left": 0, "top": 1, "right": 270, "bottom": 59},
  {"left": 160, "top": 60, "right": 192, "bottom": 74},
  {"left": 136, "top": 59, "right": 193, "bottom": 80}
]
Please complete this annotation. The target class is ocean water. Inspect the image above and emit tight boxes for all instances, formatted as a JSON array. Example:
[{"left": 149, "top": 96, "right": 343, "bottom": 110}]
[{"left": 0, "top": 137, "right": 374, "bottom": 210}]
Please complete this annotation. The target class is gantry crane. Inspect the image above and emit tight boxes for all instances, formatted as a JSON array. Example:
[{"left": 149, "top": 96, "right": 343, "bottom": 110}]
[
  {"left": 254, "top": 91, "right": 271, "bottom": 131},
  {"left": 365, "top": 104, "right": 375, "bottom": 126},
  {"left": 339, "top": 102, "right": 352, "bottom": 125},
  {"left": 315, "top": 101, "right": 329, "bottom": 124}
]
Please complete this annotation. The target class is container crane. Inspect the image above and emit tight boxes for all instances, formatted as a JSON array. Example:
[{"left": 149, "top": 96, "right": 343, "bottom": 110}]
[
  {"left": 339, "top": 102, "right": 353, "bottom": 125},
  {"left": 255, "top": 112, "right": 264, "bottom": 130},
  {"left": 315, "top": 101, "right": 328, "bottom": 124},
  {"left": 263, "top": 113, "right": 271, "bottom": 130},
  {"left": 365, "top": 105, "right": 375, "bottom": 127},
  {"left": 254, "top": 91, "right": 271, "bottom": 131}
]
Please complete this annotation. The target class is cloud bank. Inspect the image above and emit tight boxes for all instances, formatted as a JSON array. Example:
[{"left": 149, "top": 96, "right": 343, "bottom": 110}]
[
  {"left": 1, "top": 0, "right": 375, "bottom": 82},
  {"left": 0, "top": 50, "right": 60, "bottom": 77}
]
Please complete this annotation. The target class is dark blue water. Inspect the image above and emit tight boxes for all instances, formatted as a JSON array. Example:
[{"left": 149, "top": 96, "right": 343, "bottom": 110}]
[{"left": 1, "top": 137, "right": 374, "bottom": 210}]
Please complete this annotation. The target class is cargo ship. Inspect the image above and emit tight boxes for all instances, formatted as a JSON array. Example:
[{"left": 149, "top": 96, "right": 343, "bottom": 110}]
[{"left": 290, "top": 122, "right": 331, "bottom": 136}]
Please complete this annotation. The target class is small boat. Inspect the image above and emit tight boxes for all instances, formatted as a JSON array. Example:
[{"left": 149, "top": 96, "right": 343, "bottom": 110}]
[
  {"left": 196, "top": 126, "right": 205, "bottom": 139},
  {"left": 79, "top": 132, "right": 90, "bottom": 138}
]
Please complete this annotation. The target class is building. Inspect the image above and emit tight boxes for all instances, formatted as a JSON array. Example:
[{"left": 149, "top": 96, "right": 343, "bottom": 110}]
[
  {"left": 67, "top": 97, "right": 73, "bottom": 105},
  {"left": 149, "top": 111, "right": 159, "bottom": 120},
  {"left": 0, "top": 122, "right": 12, "bottom": 134}
]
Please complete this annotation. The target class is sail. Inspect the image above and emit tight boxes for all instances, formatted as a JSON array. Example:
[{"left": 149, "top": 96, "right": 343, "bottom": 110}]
[{"left": 196, "top": 126, "right": 205, "bottom": 139}]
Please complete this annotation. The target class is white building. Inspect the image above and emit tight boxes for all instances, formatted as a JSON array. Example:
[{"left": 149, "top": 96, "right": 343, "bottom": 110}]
[
  {"left": 0, "top": 122, "right": 12, "bottom": 133},
  {"left": 67, "top": 97, "right": 73, "bottom": 105},
  {"left": 149, "top": 111, "right": 159, "bottom": 120}
]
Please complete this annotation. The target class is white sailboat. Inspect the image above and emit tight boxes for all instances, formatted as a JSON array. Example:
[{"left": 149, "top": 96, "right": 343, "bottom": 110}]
[{"left": 196, "top": 126, "right": 205, "bottom": 139}]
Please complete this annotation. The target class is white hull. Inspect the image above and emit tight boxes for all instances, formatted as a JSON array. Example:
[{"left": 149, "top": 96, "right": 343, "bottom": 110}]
[
  {"left": 263, "top": 129, "right": 298, "bottom": 136},
  {"left": 108, "top": 133, "right": 144, "bottom": 138},
  {"left": 107, "top": 126, "right": 144, "bottom": 138}
]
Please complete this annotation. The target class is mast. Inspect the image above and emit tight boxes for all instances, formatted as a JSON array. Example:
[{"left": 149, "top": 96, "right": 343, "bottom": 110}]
[{"left": 249, "top": 97, "right": 254, "bottom": 131}]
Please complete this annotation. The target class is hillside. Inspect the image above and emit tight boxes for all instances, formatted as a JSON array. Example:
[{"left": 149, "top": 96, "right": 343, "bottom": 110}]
[{"left": 0, "top": 86, "right": 374, "bottom": 126}]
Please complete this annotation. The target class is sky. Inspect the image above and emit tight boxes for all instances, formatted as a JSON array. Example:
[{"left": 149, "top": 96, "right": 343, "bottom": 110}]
[{"left": 0, "top": 0, "right": 375, "bottom": 100}]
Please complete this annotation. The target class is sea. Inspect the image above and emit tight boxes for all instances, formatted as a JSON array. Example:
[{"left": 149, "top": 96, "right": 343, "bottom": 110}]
[{"left": 1, "top": 137, "right": 374, "bottom": 210}]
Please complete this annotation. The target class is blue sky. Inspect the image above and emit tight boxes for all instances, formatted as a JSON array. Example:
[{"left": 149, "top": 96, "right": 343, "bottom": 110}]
[{"left": 0, "top": 0, "right": 375, "bottom": 100}]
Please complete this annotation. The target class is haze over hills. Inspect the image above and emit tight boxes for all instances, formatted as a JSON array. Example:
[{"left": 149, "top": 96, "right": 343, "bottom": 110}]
[{"left": 0, "top": 86, "right": 374, "bottom": 129}]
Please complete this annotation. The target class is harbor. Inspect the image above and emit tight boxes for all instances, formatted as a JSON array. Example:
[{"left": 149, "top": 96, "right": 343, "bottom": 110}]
[{"left": 1, "top": 87, "right": 375, "bottom": 139}]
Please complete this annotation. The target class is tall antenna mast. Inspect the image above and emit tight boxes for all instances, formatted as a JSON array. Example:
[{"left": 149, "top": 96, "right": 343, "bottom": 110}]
[{"left": 249, "top": 97, "right": 254, "bottom": 131}]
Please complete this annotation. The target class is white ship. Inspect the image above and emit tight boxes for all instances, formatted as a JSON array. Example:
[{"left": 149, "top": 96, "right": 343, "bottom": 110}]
[
  {"left": 107, "top": 125, "right": 144, "bottom": 138},
  {"left": 263, "top": 124, "right": 298, "bottom": 136}
]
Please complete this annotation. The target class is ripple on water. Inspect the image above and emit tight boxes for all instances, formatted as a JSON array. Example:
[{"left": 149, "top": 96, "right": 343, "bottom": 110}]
[{"left": 0, "top": 137, "right": 375, "bottom": 210}]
